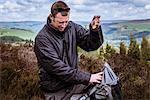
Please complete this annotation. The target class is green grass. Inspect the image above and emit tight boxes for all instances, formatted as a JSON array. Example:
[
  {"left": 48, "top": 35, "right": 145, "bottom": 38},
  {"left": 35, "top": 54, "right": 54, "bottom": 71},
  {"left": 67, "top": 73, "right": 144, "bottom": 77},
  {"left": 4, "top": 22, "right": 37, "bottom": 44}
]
[{"left": 0, "top": 28, "right": 35, "bottom": 40}]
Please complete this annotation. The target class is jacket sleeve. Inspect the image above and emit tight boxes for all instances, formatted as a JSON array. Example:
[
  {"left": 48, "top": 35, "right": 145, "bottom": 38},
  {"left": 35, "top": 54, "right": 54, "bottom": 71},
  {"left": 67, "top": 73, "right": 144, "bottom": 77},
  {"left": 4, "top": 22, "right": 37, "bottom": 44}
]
[
  {"left": 75, "top": 23, "right": 104, "bottom": 51},
  {"left": 34, "top": 36, "right": 91, "bottom": 85}
]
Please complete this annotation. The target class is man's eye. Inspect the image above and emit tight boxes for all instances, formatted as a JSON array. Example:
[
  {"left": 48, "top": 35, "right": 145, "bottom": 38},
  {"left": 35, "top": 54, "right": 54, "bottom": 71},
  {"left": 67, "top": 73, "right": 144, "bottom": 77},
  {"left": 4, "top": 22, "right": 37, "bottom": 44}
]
[
  {"left": 59, "top": 22, "right": 64, "bottom": 24},
  {"left": 59, "top": 21, "right": 68, "bottom": 24}
]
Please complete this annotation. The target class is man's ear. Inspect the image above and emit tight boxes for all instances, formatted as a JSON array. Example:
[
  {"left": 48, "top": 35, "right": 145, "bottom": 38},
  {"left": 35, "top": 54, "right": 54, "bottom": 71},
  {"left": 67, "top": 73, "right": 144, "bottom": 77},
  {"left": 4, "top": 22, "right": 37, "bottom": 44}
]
[{"left": 49, "top": 14, "right": 54, "bottom": 22}]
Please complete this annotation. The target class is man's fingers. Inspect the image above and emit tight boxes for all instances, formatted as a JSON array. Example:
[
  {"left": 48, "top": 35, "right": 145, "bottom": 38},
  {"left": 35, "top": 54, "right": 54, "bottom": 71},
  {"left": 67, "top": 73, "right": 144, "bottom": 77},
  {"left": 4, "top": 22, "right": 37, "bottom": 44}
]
[
  {"left": 93, "top": 16, "right": 100, "bottom": 20},
  {"left": 97, "top": 72, "right": 103, "bottom": 81},
  {"left": 90, "top": 72, "right": 103, "bottom": 83},
  {"left": 92, "top": 16, "right": 100, "bottom": 25},
  {"left": 96, "top": 80, "right": 101, "bottom": 83},
  {"left": 91, "top": 16, "right": 100, "bottom": 29},
  {"left": 96, "top": 73, "right": 102, "bottom": 81},
  {"left": 98, "top": 72, "right": 103, "bottom": 75}
]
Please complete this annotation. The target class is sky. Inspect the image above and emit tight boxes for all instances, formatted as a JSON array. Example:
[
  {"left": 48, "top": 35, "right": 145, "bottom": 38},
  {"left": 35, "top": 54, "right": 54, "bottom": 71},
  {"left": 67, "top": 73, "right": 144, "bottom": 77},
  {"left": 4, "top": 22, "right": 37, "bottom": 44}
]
[{"left": 0, "top": 0, "right": 150, "bottom": 22}]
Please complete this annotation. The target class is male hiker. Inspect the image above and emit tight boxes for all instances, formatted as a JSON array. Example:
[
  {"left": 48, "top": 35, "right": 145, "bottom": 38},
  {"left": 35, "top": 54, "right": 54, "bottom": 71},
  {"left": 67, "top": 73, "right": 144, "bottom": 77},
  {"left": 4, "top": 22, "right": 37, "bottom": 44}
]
[{"left": 34, "top": 1, "right": 104, "bottom": 99}]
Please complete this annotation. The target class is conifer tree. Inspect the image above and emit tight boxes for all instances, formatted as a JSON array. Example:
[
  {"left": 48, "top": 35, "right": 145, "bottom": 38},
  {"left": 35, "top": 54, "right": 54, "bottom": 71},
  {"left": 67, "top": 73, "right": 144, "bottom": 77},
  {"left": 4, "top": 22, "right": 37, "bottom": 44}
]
[
  {"left": 141, "top": 35, "right": 150, "bottom": 61},
  {"left": 105, "top": 43, "right": 111, "bottom": 54},
  {"left": 105, "top": 43, "right": 116, "bottom": 58},
  {"left": 128, "top": 34, "right": 140, "bottom": 59},
  {"left": 98, "top": 46, "right": 104, "bottom": 59},
  {"left": 120, "top": 41, "right": 126, "bottom": 55}
]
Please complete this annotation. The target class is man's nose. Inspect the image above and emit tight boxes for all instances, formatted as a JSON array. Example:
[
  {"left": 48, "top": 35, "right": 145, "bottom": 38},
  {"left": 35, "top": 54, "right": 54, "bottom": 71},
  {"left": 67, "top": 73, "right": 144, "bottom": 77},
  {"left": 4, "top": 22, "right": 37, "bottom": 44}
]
[{"left": 61, "top": 23, "right": 67, "bottom": 28}]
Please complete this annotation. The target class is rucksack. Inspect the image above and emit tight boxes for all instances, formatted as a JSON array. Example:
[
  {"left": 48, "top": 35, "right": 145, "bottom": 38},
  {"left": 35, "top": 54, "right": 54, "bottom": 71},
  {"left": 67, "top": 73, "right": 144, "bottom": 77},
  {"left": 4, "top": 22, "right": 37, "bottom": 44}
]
[{"left": 71, "top": 62, "right": 122, "bottom": 100}]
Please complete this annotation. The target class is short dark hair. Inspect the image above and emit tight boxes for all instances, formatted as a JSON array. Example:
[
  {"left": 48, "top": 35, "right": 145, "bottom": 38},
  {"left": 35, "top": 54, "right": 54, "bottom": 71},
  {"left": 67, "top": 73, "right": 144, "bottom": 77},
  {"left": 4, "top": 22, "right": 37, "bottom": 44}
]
[{"left": 51, "top": 1, "right": 70, "bottom": 17}]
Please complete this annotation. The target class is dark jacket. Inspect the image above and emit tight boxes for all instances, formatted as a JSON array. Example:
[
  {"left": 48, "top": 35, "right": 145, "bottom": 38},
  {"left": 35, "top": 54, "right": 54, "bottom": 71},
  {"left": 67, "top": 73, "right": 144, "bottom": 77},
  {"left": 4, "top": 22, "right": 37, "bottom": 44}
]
[{"left": 34, "top": 18, "right": 103, "bottom": 93}]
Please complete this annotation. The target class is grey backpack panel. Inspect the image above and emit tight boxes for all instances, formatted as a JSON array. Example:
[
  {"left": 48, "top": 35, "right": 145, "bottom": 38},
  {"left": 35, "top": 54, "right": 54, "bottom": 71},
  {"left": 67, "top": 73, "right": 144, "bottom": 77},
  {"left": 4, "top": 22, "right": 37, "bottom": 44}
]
[{"left": 102, "top": 62, "right": 119, "bottom": 85}]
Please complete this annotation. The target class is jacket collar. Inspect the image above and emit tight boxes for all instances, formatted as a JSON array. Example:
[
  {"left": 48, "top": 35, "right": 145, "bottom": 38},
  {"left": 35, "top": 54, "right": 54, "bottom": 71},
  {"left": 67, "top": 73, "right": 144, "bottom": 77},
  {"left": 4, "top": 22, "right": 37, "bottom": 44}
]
[{"left": 46, "top": 17, "right": 71, "bottom": 38}]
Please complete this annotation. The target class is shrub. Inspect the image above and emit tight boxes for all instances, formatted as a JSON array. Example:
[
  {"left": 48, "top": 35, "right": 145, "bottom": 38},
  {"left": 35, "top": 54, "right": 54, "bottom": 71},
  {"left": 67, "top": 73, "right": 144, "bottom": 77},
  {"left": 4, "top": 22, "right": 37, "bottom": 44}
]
[{"left": 0, "top": 44, "right": 43, "bottom": 100}]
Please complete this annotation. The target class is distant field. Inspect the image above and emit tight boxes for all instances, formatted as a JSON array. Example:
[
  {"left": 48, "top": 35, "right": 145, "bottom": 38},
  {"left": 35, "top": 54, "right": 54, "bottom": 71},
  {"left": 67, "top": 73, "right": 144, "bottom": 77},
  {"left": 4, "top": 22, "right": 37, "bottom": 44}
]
[
  {"left": 121, "top": 22, "right": 150, "bottom": 31},
  {"left": 105, "top": 21, "right": 150, "bottom": 47},
  {"left": 0, "top": 28, "right": 36, "bottom": 40},
  {"left": 0, "top": 20, "right": 150, "bottom": 44}
]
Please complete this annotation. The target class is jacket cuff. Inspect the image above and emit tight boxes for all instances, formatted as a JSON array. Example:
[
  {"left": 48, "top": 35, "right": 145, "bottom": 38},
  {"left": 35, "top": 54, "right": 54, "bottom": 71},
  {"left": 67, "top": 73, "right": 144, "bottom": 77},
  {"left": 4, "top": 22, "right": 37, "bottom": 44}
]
[{"left": 82, "top": 72, "right": 91, "bottom": 85}]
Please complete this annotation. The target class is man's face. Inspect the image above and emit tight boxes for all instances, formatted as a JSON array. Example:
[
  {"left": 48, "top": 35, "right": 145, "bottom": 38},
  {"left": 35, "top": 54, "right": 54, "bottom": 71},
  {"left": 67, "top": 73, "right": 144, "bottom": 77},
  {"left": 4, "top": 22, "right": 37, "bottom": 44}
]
[{"left": 51, "top": 12, "right": 69, "bottom": 32}]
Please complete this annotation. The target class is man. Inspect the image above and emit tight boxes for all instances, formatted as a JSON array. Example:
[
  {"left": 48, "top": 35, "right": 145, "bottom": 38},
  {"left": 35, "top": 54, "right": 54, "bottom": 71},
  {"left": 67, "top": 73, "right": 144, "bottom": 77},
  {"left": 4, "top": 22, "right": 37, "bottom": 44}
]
[{"left": 34, "top": 1, "right": 104, "bottom": 100}]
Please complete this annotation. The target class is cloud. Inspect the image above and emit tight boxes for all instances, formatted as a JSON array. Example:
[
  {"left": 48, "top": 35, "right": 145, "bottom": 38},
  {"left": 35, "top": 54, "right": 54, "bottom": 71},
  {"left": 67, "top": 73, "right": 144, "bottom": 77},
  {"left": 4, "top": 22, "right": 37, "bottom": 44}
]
[
  {"left": 69, "top": 0, "right": 150, "bottom": 21},
  {"left": 0, "top": 0, "right": 150, "bottom": 21},
  {"left": 145, "top": 4, "right": 150, "bottom": 9},
  {"left": 70, "top": 0, "right": 86, "bottom": 5},
  {"left": 0, "top": 0, "right": 51, "bottom": 21},
  {"left": 1, "top": 1, "right": 23, "bottom": 12},
  {"left": 129, "top": 0, "right": 150, "bottom": 5}
]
